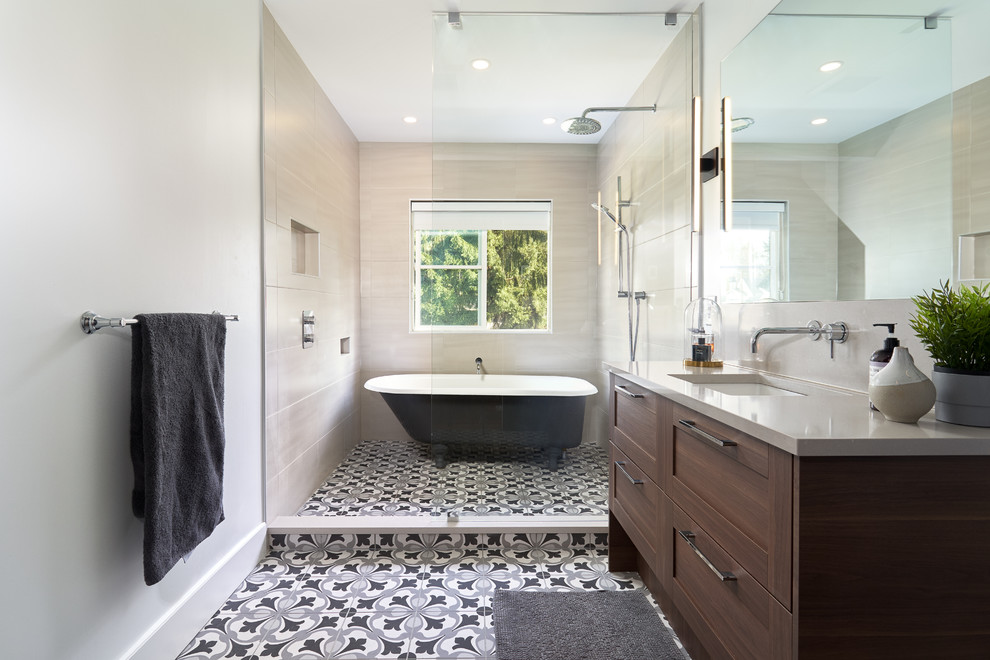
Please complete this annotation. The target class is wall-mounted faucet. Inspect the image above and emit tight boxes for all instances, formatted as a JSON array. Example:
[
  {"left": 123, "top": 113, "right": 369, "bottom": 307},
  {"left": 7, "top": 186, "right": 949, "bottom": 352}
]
[
  {"left": 751, "top": 320, "right": 847, "bottom": 358},
  {"left": 475, "top": 357, "right": 483, "bottom": 374}
]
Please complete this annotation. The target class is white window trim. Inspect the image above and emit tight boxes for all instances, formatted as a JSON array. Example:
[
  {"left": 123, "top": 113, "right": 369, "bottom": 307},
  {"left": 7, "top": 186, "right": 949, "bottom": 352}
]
[{"left": 410, "top": 200, "right": 552, "bottom": 333}]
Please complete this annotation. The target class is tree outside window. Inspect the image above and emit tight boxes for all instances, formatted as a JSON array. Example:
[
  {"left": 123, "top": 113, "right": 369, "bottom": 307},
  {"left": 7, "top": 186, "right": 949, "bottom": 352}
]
[{"left": 412, "top": 201, "right": 550, "bottom": 331}]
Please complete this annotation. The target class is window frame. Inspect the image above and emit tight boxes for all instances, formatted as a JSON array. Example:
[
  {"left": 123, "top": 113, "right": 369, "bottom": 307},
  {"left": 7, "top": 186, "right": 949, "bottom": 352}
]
[{"left": 410, "top": 200, "right": 552, "bottom": 333}]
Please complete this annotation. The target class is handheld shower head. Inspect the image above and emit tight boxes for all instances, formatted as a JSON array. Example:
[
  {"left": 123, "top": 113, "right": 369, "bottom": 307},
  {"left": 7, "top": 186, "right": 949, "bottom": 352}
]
[{"left": 591, "top": 203, "right": 627, "bottom": 232}]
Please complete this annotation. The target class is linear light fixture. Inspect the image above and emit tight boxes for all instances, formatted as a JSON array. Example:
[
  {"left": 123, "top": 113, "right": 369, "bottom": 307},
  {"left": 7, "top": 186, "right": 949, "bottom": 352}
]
[{"left": 691, "top": 96, "right": 701, "bottom": 233}]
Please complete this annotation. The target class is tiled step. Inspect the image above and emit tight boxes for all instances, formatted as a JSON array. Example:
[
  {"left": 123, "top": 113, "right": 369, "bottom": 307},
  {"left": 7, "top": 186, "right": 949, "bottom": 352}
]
[{"left": 269, "top": 531, "right": 611, "bottom": 557}]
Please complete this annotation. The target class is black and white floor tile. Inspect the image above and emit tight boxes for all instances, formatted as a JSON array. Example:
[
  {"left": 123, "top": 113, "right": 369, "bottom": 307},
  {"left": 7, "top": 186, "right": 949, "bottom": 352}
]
[
  {"left": 297, "top": 438, "right": 609, "bottom": 518},
  {"left": 178, "top": 532, "right": 687, "bottom": 660}
]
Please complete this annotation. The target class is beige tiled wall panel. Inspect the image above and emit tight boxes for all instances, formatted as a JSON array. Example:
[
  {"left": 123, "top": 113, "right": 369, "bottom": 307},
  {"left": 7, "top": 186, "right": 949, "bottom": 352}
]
[
  {"left": 263, "top": 8, "right": 362, "bottom": 519},
  {"left": 597, "top": 19, "right": 694, "bottom": 364},
  {"left": 839, "top": 96, "right": 953, "bottom": 299},
  {"left": 954, "top": 75, "right": 990, "bottom": 285},
  {"left": 359, "top": 141, "right": 599, "bottom": 442},
  {"left": 733, "top": 143, "right": 840, "bottom": 301},
  {"left": 593, "top": 19, "right": 695, "bottom": 446}
]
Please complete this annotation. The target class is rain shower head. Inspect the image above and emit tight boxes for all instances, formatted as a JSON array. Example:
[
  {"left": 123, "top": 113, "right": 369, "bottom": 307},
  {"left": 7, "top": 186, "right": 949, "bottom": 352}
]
[
  {"left": 562, "top": 105, "right": 657, "bottom": 135},
  {"left": 562, "top": 116, "right": 602, "bottom": 135}
]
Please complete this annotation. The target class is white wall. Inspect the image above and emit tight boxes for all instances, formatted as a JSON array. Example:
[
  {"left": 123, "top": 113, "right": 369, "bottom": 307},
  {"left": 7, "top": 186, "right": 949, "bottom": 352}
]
[{"left": 0, "top": 2, "right": 265, "bottom": 659}]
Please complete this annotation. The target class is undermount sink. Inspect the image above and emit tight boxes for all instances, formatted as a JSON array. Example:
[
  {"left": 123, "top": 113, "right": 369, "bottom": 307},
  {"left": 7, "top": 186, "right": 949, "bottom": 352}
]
[
  {"left": 669, "top": 372, "right": 850, "bottom": 397},
  {"left": 698, "top": 382, "right": 804, "bottom": 397}
]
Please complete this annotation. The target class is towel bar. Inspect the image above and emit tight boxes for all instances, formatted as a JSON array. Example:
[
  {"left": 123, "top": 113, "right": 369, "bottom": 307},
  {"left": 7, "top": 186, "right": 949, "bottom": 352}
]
[{"left": 80, "top": 310, "right": 239, "bottom": 334}]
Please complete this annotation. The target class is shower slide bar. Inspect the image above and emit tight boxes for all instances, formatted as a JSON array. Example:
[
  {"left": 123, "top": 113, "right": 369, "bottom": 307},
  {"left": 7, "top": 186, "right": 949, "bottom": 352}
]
[{"left": 79, "top": 310, "right": 239, "bottom": 334}]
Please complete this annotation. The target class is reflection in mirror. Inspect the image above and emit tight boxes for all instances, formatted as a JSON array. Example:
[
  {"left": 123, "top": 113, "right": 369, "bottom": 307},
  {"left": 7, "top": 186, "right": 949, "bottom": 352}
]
[{"left": 719, "top": 13, "right": 952, "bottom": 302}]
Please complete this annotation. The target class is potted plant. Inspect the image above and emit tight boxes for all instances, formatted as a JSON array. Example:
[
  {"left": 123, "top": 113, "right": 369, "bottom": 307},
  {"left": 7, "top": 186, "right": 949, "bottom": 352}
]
[{"left": 910, "top": 281, "right": 990, "bottom": 426}]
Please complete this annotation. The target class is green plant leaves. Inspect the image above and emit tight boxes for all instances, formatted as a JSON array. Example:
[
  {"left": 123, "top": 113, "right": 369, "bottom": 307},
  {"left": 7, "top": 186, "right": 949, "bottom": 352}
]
[{"left": 910, "top": 281, "right": 990, "bottom": 372}]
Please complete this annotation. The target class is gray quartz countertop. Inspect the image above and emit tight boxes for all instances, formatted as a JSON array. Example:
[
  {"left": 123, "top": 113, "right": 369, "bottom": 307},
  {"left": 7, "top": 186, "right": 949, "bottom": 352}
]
[{"left": 604, "top": 361, "right": 990, "bottom": 457}]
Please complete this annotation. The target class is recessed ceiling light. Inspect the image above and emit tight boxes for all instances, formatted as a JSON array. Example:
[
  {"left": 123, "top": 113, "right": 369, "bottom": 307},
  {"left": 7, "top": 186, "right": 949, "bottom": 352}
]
[
  {"left": 810, "top": 117, "right": 828, "bottom": 125},
  {"left": 542, "top": 117, "right": 556, "bottom": 125},
  {"left": 819, "top": 61, "right": 843, "bottom": 72},
  {"left": 471, "top": 59, "right": 490, "bottom": 71},
  {"left": 403, "top": 116, "right": 418, "bottom": 124}
]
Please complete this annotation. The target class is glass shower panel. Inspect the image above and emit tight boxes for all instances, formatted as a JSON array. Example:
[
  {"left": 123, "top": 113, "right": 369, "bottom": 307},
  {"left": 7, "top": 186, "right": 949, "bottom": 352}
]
[{"left": 428, "top": 11, "right": 695, "bottom": 520}]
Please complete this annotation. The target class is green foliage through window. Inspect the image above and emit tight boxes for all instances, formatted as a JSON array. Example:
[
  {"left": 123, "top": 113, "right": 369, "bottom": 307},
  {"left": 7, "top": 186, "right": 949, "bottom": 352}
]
[
  {"left": 486, "top": 230, "right": 548, "bottom": 329},
  {"left": 415, "top": 225, "right": 549, "bottom": 331}
]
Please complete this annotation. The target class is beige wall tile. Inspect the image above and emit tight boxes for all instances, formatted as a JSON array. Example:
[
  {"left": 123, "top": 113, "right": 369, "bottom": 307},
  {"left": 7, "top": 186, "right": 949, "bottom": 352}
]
[
  {"left": 262, "top": 7, "right": 275, "bottom": 94},
  {"left": 358, "top": 141, "right": 600, "bottom": 445},
  {"left": 361, "top": 142, "right": 433, "bottom": 190},
  {"left": 593, "top": 18, "right": 696, "bottom": 435},
  {"left": 319, "top": 412, "right": 361, "bottom": 478},
  {"left": 264, "top": 14, "right": 361, "bottom": 520},
  {"left": 264, "top": 220, "right": 278, "bottom": 287},
  {"left": 361, "top": 387, "right": 412, "bottom": 442},
  {"left": 275, "top": 164, "right": 318, "bottom": 231},
  {"left": 263, "top": 153, "right": 277, "bottom": 224}
]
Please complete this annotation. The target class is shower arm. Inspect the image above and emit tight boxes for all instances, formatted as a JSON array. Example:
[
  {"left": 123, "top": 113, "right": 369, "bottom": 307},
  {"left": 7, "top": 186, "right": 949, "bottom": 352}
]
[{"left": 581, "top": 105, "right": 656, "bottom": 119}]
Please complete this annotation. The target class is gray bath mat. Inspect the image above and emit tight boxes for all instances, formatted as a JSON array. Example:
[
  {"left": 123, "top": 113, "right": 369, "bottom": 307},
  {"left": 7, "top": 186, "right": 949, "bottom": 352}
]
[{"left": 492, "top": 589, "right": 685, "bottom": 660}]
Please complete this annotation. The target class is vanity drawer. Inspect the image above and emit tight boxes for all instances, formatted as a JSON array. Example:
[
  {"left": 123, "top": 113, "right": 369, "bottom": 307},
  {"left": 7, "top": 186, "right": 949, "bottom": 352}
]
[
  {"left": 610, "top": 376, "right": 662, "bottom": 483},
  {"left": 610, "top": 445, "right": 660, "bottom": 567},
  {"left": 667, "top": 403, "right": 792, "bottom": 606},
  {"left": 668, "top": 498, "right": 792, "bottom": 660}
]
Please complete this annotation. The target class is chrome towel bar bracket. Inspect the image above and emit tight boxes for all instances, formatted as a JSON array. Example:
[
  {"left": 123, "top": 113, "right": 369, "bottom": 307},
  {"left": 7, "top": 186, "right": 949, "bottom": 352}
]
[{"left": 80, "top": 310, "right": 239, "bottom": 334}]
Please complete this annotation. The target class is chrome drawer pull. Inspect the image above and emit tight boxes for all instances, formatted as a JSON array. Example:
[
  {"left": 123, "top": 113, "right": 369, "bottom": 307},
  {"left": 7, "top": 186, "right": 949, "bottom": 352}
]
[
  {"left": 677, "top": 419, "right": 737, "bottom": 448},
  {"left": 615, "top": 384, "right": 645, "bottom": 399},
  {"left": 614, "top": 461, "right": 643, "bottom": 485},
  {"left": 678, "top": 530, "right": 737, "bottom": 582}
]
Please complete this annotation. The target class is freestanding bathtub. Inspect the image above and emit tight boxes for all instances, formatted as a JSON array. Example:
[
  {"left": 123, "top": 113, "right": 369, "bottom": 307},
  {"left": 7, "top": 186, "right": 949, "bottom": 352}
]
[{"left": 364, "top": 373, "right": 598, "bottom": 471}]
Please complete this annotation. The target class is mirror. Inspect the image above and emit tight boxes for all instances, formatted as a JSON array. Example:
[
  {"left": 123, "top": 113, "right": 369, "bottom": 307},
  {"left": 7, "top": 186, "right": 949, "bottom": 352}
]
[{"left": 717, "top": 11, "right": 952, "bottom": 302}]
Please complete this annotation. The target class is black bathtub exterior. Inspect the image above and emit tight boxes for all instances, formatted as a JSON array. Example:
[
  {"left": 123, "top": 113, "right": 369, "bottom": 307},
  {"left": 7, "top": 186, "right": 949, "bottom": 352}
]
[{"left": 380, "top": 393, "right": 586, "bottom": 471}]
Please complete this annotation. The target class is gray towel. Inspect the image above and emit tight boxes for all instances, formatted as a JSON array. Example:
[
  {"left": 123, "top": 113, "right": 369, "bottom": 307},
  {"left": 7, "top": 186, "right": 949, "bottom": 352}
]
[{"left": 130, "top": 313, "right": 227, "bottom": 586}]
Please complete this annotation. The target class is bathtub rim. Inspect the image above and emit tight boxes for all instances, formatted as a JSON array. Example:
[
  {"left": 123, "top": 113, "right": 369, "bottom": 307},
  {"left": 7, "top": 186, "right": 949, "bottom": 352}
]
[{"left": 364, "top": 373, "right": 598, "bottom": 397}]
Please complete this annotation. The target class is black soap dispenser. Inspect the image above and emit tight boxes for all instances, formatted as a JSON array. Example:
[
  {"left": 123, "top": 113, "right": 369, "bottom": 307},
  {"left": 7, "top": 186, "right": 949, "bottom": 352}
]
[{"left": 869, "top": 323, "right": 900, "bottom": 410}]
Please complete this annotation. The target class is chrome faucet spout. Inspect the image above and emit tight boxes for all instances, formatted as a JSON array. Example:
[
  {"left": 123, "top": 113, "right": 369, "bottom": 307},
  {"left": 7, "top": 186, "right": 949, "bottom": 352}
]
[
  {"left": 750, "top": 321, "right": 823, "bottom": 353},
  {"left": 475, "top": 357, "right": 483, "bottom": 374}
]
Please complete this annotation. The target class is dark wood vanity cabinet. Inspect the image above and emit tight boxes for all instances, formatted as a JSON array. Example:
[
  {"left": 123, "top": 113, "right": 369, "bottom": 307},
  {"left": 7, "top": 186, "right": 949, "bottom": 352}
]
[
  {"left": 607, "top": 373, "right": 990, "bottom": 660},
  {"left": 608, "top": 376, "right": 665, "bottom": 577}
]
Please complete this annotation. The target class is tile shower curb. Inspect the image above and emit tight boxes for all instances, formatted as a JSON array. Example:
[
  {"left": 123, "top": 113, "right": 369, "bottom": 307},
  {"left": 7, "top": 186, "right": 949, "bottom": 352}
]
[{"left": 267, "top": 514, "right": 608, "bottom": 535}]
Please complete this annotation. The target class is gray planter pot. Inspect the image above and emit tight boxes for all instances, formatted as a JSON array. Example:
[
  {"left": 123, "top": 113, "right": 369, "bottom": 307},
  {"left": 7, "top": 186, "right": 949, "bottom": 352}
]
[{"left": 932, "top": 367, "right": 990, "bottom": 427}]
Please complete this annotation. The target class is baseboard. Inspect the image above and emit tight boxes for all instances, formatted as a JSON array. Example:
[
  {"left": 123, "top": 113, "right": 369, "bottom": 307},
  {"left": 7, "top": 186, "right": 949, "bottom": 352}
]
[{"left": 124, "top": 522, "right": 268, "bottom": 660}]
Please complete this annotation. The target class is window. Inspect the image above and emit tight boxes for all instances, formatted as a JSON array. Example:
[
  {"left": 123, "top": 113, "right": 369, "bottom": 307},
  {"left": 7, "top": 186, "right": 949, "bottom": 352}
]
[
  {"left": 411, "top": 201, "right": 551, "bottom": 331},
  {"left": 720, "top": 201, "right": 786, "bottom": 303}
]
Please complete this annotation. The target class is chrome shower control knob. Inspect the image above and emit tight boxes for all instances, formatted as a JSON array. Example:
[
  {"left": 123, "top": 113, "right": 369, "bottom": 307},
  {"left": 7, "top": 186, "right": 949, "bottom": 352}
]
[{"left": 823, "top": 322, "right": 848, "bottom": 343}]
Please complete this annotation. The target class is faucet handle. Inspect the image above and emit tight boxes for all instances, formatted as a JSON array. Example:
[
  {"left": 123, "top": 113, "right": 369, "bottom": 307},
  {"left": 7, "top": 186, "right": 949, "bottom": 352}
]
[
  {"left": 823, "top": 321, "right": 848, "bottom": 359},
  {"left": 823, "top": 322, "right": 848, "bottom": 344}
]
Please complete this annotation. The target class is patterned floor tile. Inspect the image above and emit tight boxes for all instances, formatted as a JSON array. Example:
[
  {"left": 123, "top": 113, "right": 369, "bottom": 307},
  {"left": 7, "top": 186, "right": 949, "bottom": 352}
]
[
  {"left": 296, "top": 437, "right": 608, "bottom": 519},
  {"left": 181, "top": 532, "right": 689, "bottom": 660},
  {"left": 327, "top": 610, "right": 418, "bottom": 658},
  {"left": 403, "top": 610, "right": 494, "bottom": 659}
]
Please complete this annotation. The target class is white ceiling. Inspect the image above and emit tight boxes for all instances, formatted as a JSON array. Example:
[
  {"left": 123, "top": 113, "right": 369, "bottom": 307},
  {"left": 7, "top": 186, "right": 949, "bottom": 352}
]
[
  {"left": 264, "top": 0, "right": 701, "bottom": 143},
  {"left": 264, "top": 0, "right": 990, "bottom": 144}
]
